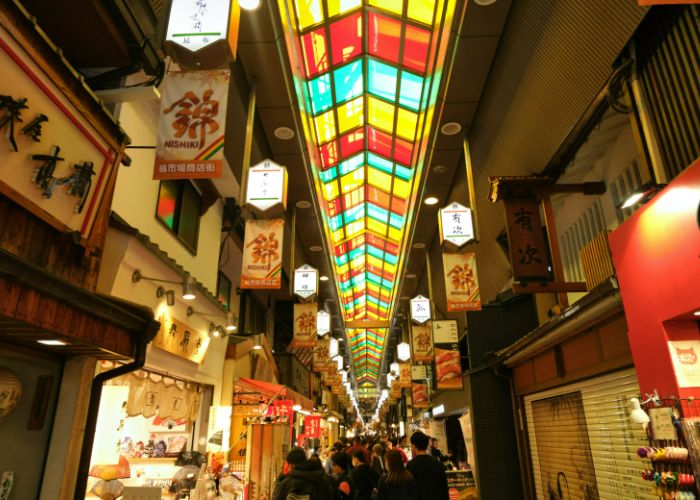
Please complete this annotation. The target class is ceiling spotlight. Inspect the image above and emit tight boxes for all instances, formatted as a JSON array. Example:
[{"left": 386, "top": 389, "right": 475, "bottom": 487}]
[
  {"left": 274, "top": 126, "right": 295, "bottom": 140},
  {"left": 157, "top": 286, "right": 176, "bottom": 306},
  {"left": 310, "top": 245, "right": 323, "bottom": 252},
  {"left": 239, "top": 0, "right": 262, "bottom": 11},
  {"left": 296, "top": 200, "right": 312, "bottom": 209},
  {"left": 405, "top": 274, "right": 416, "bottom": 279},
  {"left": 424, "top": 196, "right": 439, "bottom": 205},
  {"left": 619, "top": 183, "right": 666, "bottom": 209},
  {"left": 694, "top": 310, "right": 700, "bottom": 317},
  {"left": 473, "top": 0, "right": 498, "bottom": 5},
  {"left": 182, "top": 274, "right": 196, "bottom": 300},
  {"left": 412, "top": 242, "right": 425, "bottom": 249},
  {"left": 440, "top": 122, "right": 462, "bottom": 136},
  {"left": 320, "top": 275, "right": 330, "bottom": 281},
  {"left": 37, "top": 339, "right": 68, "bottom": 346},
  {"left": 433, "top": 164, "right": 448, "bottom": 174},
  {"left": 252, "top": 334, "right": 264, "bottom": 350}
]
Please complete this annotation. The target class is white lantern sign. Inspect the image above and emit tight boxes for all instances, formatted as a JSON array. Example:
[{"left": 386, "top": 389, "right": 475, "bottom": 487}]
[
  {"left": 245, "top": 159, "right": 288, "bottom": 213},
  {"left": 294, "top": 264, "right": 318, "bottom": 300},
  {"left": 410, "top": 295, "right": 431, "bottom": 324},
  {"left": 316, "top": 310, "right": 331, "bottom": 336},
  {"left": 166, "top": 0, "right": 233, "bottom": 52},
  {"left": 439, "top": 202, "right": 474, "bottom": 248}
]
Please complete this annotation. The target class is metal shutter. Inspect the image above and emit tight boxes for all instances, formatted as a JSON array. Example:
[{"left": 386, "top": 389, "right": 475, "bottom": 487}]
[{"left": 524, "top": 369, "right": 657, "bottom": 499}]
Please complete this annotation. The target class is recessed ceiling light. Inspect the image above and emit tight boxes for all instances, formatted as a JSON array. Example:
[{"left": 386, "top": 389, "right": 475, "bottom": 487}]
[
  {"left": 401, "top": 296, "right": 409, "bottom": 300},
  {"left": 239, "top": 0, "right": 263, "bottom": 11},
  {"left": 433, "top": 164, "right": 448, "bottom": 174},
  {"left": 296, "top": 200, "right": 312, "bottom": 209},
  {"left": 274, "top": 126, "right": 295, "bottom": 140},
  {"left": 310, "top": 245, "right": 323, "bottom": 252},
  {"left": 440, "top": 122, "right": 462, "bottom": 136},
  {"left": 474, "top": 0, "right": 498, "bottom": 5},
  {"left": 405, "top": 274, "right": 416, "bottom": 279},
  {"left": 412, "top": 242, "right": 425, "bottom": 249},
  {"left": 37, "top": 339, "right": 68, "bottom": 346},
  {"left": 424, "top": 197, "right": 439, "bottom": 205},
  {"left": 320, "top": 275, "right": 330, "bottom": 281}
]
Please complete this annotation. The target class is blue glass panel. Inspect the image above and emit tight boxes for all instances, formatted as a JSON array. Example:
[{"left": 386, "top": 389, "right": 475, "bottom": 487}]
[
  {"left": 334, "top": 61, "right": 364, "bottom": 103},
  {"left": 367, "top": 272, "right": 382, "bottom": 285},
  {"left": 335, "top": 254, "right": 348, "bottom": 265},
  {"left": 389, "top": 212, "right": 403, "bottom": 228},
  {"left": 339, "top": 153, "right": 365, "bottom": 175},
  {"left": 329, "top": 214, "right": 343, "bottom": 231},
  {"left": 368, "top": 59, "right": 398, "bottom": 101},
  {"left": 394, "top": 163, "right": 412, "bottom": 180},
  {"left": 367, "top": 245, "right": 384, "bottom": 260},
  {"left": 345, "top": 204, "right": 365, "bottom": 223},
  {"left": 384, "top": 252, "right": 398, "bottom": 265},
  {"left": 367, "top": 152, "right": 393, "bottom": 174},
  {"left": 320, "top": 166, "right": 338, "bottom": 182},
  {"left": 349, "top": 244, "right": 365, "bottom": 260},
  {"left": 399, "top": 71, "right": 424, "bottom": 111},
  {"left": 367, "top": 203, "right": 389, "bottom": 223},
  {"left": 308, "top": 74, "right": 333, "bottom": 115}
]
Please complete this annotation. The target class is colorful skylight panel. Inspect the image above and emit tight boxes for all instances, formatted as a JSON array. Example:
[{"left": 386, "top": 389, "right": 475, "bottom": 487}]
[{"left": 279, "top": 0, "right": 457, "bottom": 384}]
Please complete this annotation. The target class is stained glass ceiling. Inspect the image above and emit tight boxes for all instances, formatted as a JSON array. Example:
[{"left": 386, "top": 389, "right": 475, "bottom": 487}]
[{"left": 277, "top": 0, "right": 458, "bottom": 384}]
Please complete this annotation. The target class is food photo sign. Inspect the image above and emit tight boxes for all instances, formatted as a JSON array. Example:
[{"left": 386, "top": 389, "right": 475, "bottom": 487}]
[{"left": 432, "top": 320, "right": 463, "bottom": 390}]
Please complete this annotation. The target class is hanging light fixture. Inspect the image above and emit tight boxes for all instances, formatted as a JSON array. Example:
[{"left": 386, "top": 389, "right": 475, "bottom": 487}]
[
  {"left": 225, "top": 311, "right": 237, "bottom": 332},
  {"left": 397, "top": 342, "right": 411, "bottom": 361},
  {"left": 252, "top": 334, "right": 264, "bottom": 350},
  {"left": 329, "top": 337, "right": 339, "bottom": 359},
  {"left": 390, "top": 361, "right": 400, "bottom": 375},
  {"left": 337, "top": 356, "right": 344, "bottom": 371},
  {"left": 132, "top": 269, "right": 196, "bottom": 301},
  {"left": 182, "top": 274, "right": 196, "bottom": 300}
]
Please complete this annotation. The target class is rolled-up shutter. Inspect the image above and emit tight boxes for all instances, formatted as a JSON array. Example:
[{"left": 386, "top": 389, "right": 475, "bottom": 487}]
[{"left": 524, "top": 369, "right": 657, "bottom": 499}]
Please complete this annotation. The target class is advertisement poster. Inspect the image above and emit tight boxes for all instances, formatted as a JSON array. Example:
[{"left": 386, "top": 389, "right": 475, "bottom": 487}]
[
  {"left": 399, "top": 362, "right": 412, "bottom": 388},
  {"left": 412, "top": 382, "right": 430, "bottom": 408},
  {"left": 312, "top": 336, "right": 332, "bottom": 372},
  {"left": 443, "top": 252, "right": 482, "bottom": 312},
  {"left": 291, "top": 303, "right": 318, "bottom": 349},
  {"left": 668, "top": 340, "right": 700, "bottom": 388},
  {"left": 154, "top": 70, "right": 228, "bottom": 180},
  {"left": 446, "top": 470, "right": 478, "bottom": 500},
  {"left": 411, "top": 323, "right": 434, "bottom": 362},
  {"left": 241, "top": 219, "right": 284, "bottom": 289},
  {"left": 432, "top": 320, "right": 463, "bottom": 390}
]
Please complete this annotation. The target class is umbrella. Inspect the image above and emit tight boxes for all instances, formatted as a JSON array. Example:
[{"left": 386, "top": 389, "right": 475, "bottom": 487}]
[
  {"left": 89, "top": 455, "right": 131, "bottom": 480},
  {"left": 90, "top": 479, "right": 124, "bottom": 500}
]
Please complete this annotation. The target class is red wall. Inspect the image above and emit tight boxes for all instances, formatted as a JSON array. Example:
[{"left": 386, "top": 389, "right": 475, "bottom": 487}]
[{"left": 609, "top": 159, "right": 700, "bottom": 408}]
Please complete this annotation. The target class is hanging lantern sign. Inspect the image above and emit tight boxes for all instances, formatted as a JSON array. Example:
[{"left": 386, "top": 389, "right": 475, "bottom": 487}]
[
  {"left": 410, "top": 295, "right": 431, "bottom": 324},
  {"left": 439, "top": 202, "right": 474, "bottom": 249},
  {"left": 241, "top": 219, "right": 284, "bottom": 289},
  {"left": 291, "top": 303, "right": 318, "bottom": 349},
  {"left": 245, "top": 159, "right": 288, "bottom": 214},
  {"left": 443, "top": 252, "right": 482, "bottom": 312},
  {"left": 411, "top": 323, "right": 434, "bottom": 362},
  {"left": 316, "top": 310, "right": 330, "bottom": 336},
  {"left": 397, "top": 341, "right": 411, "bottom": 362},
  {"left": 313, "top": 337, "right": 332, "bottom": 373},
  {"left": 294, "top": 264, "right": 318, "bottom": 300},
  {"left": 398, "top": 363, "right": 411, "bottom": 388}
]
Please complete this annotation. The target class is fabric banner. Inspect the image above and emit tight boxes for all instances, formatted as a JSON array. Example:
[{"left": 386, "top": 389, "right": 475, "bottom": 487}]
[
  {"left": 228, "top": 404, "right": 263, "bottom": 471},
  {"left": 412, "top": 382, "right": 429, "bottom": 408},
  {"left": 458, "top": 409, "right": 476, "bottom": 469},
  {"left": 312, "top": 336, "right": 333, "bottom": 372},
  {"left": 411, "top": 323, "right": 434, "bottom": 362},
  {"left": 304, "top": 416, "right": 321, "bottom": 438},
  {"left": 443, "top": 252, "right": 482, "bottom": 312},
  {"left": 241, "top": 219, "right": 284, "bottom": 289},
  {"left": 292, "top": 303, "right": 318, "bottom": 349},
  {"left": 432, "top": 320, "right": 463, "bottom": 390},
  {"left": 154, "top": 70, "right": 228, "bottom": 180},
  {"left": 398, "top": 363, "right": 411, "bottom": 388}
]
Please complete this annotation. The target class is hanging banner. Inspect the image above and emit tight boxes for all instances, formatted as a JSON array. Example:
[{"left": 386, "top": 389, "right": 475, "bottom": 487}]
[
  {"left": 443, "top": 252, "right": 482, "bottom": 312},
  {"left": 294, "top": 264, "right": 318, "bottom": 300},
  {"left": 245, "top": 159, "right": 288, "bottom": 213},
  {"left": 410, "top": 295, "right": 431, "bottom": 324},
  {"left": 412, "top": 383, "right": 430, "bottom": 408},
  {"left": 153, "top": 312, "right": 210, "bottom": 363},
  {"left": 390, "top": 384, "right": 402, "bottom": 400},
  {"left": 312, "top": 336, "right": 333, "bottom": 372},
  {"left": 228, "top": 404, "right": 263, "bottom": 471},
  {"left": 503, "top": 197, "right": 551, "bottom": 282},
  {"left": 439, "top": 202, "right": 474, "bottom": 248},
  {"left": 411, "top": 364, "right": 428, "bottom": 380},
  {"left": 241, "top": 219, "right": 284, "bottom": 289},
  {"left": 398, "top": 363, "right": 411, "bottom": 388},
  {"left": 304, "top": 416, "right": 322, "bottom": 438},
  {"left": 458, "top": 409, "right": 476, "bottom": 470},
  {"left": 154, "top": 70, "right": 229, "bottom": 180},
  {"left": 433, "top": 320, "right": 463, "bottom": 390},
  {"left": 292, "top": 303, "right": 318, "bottom": 349},
  {"left": 411, "top": 323, "right": 434, "bottom": 362}
]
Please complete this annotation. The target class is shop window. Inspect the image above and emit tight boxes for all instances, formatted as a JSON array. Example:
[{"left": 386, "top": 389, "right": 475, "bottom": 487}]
[
  {"left": 156, "top": 180, "right": 201, "bottom": 254},
  {"left": 217, "top": 271, "right": 231, "bottom": 309}
]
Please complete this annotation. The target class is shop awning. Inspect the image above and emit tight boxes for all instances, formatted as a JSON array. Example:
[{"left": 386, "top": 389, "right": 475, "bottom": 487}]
[{"left": 234, "top": 378, "right": 314, "bottom": 411}]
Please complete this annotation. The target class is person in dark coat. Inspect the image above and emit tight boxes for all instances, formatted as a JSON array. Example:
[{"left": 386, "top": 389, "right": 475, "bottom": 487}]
[
  {"left": 349, "top": 449, "right": 378, "bottom": 500},
  {"left": 376, "top": 449, "right": 418, "bottom": 500},
  {"left": 330, "top": 451, "right": 354, "bottom": 500},
  {"left": 271, "top": 447, "right": 334, "bottom": 500},
  {"left": 405, "top": 432, "right": 449, "bottom": 500},
  {"left": 370, "top": 443, "right": 386, "bottom": 477}
]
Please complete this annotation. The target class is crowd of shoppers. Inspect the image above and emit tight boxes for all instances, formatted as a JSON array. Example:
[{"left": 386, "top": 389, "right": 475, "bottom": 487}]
[{"left": 271, "top": 431, "right": 450, "bottom": 500}]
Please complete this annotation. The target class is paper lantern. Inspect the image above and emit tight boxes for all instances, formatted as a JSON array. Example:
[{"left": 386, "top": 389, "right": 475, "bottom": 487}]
[{"left": 0, "top": 366, "right": 22, "bottom": 418}]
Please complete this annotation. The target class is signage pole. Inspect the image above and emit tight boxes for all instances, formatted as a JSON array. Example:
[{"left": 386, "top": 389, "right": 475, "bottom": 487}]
[
  {"left": 240, "top": 78, "right": 257, "bottom": 202},
  {"left": 290, "top": 207, "right": 296, "bottom": 296},
  {"left": 541, "top": 195, "right": 568, "bottom": 307},
  {"left": 463, "top": 137, "right": 480, "bottom": 243},
  {"left": 425, "top": 251, "right": 436, "bottom": 320}
]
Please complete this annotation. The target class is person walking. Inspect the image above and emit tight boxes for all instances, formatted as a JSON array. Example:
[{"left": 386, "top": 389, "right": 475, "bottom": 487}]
[
  {"left": 387, "top": 437, "right": 408, "bottom": 464},
  {"left": 370, "top": 443, "right": 386, "bottom": 477},
  {"left": 375, "top": 449, "right": 418, "bottom": 500},
  {"left": 347, "top": 436, "right": 370, "bottom": 466},
  {"left": 349, "top": 449, "right": 378, "bottom": 500},
  {"left": 329, "top": 451, "right": 354, "bottom": 500},
  {"left": 429, "top": 437, "right": 445, "bottom": 465},
  {"left": 405, "top": 432, "right": 449, "bottom": 500},
  {"left": 271, "top": 447, "right": 334, "bottom": 500}
]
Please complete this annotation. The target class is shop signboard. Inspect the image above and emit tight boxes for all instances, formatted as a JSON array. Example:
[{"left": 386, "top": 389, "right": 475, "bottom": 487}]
[
  {"left": 443, "top": 252, "right": 482, "bottom": 312},
  {"left": 312, "top": 336, "right": 333, "bottom": 372},
  {"left": 294, "top": 264, "right": 318, "bottom": 300},
  {"left": 292, "top": 302, "right": 318, "bottom": 349},
  {"left": 412, "top": 382, "right": 429, "bottom": 408},
  {"left": 503, "top": 197, "right": 551, "bottom": 282},
  {"left": 0, "top": 27, "right": 122, "bottom": 240},
  {"left": 165, "top": 0, "right": 240, "bottom": 58},
  {"left": 207, "top": 406, "right": 232, "bottom": 452},
  {"left": 432, "top": 320, "right": 463, "bottom": 390},
  {"left": 229, "top": 404, "right": 263, "bottom": 471},
  {"left": 446, "top": 470, "right": 478, "bottom": 500},
  {"left": 668, "top": 340, "right": 700, "bottom": 388},
  {"left": 411, "top": 323, "right": 434, "bottom": 362},
  {"left": 241, "top": 219, "right": 284, "bottom": 289},
  {"left": 390, "top": 385, "right": 402, "bottom": 400},
  {"left": 153, "top": 312, "right": 210, "bottom": 364},
  {"left": 399, "top": 362, "right": 411, "bottom": 388},
  {"left": 245, "top": 159, "right": 288, "bottom": 214},
  {"left": 304, "top": 415, "right": 321, "bottom": 438},
  {"left": 439, "top": 202, "right": 474, "bottom": 248},
  {"left": 154, "top": 70, "right": 229, "bottom": 180},
  {"left": 410, "top": 295, "right": 431, "bottom": 324},
  {"left": 411, "top": 364, "right": 428, "bottom": 380}
]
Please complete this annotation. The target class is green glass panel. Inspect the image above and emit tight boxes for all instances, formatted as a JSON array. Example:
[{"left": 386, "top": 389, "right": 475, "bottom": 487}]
[
  {"left": 367, "top": 152, "right": 393, "bottom": 175},
  {"left": 367, "top": 204, "right": 389, "bottom": 223},
  {"left": 308, "top": 74, "right": 333, "bottom": 115},
  {"left": 339, "top": 153, "right": 364, "bottom": 175},
  {"left": 368, "top": 59, "right": 398, "bottom": 101},
  {"left": 334, "top": 61, "right": 364, "bottom": 103},
  {"left": 399, "top": 71, "right": 424, "bottom": 111},
  {"left": 394, "top": 163, "right": 412, "bottom": 181},
  {"left": 320, "top": 166, "right": 338, "bottom": 182}
]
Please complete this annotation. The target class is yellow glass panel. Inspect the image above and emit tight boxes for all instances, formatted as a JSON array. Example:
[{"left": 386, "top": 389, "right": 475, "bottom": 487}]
[
  {"left": 367, "top": 282, "right": 381, "bottom": 294},
  {"left": 331, "top": 227, "right": 345, "bottom": 242},
  {"left": 295, "top": 0, "right": 324, "bottom": 30},
  {"left": 367, "top": 97, "right": 395, "bottom": 133},
  {"left": 396, "top": 108, "right": 418, "bottom": 141},
  {"left": 388, "top": 226, "right": 402, "bottom": 242},
  {"left": 341, "top": 168, "right": 365, "bottom": 194},
  {"left": 392, "top": 177, "right": 410, "bottom": 198},
  {"left": 337, "top": 263, "right": 349, "bottom": 275},
  {"left": 384, "top": 262, "right": 397, "bottom": 275},
  {"left": 367, "top": 254, "right": 383, "bottom": 270},
  {"left": 367, "top": 167, "right": 392, "bottom": 189},
  {"left": 369, "top": 0, "right": 402, "bottom": 16},
  {"left": 314, "top": 110, "right": 336, "bottom": 144},
  {"left": 346, "top": 220, "right": 365, "bottom": 237},
  {"left": 328, "top": 0, "right": 362, "bottom": 17},
  {"left": 367, "top": 218, "right": 387, "bottom": 235},
  {"left": 323, "top": 180, "right": 339, "bottom": 200},
  {"left": 407, "top": 0, "right": 435, "bottom": 25},
  {"left": 338, "top": 97, "right": 364, "bottom": 134}
]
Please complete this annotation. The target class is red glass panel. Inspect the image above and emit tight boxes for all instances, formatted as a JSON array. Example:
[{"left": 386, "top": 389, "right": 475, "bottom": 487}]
[
  {"left": 348, "top": 234, "right": 366, "bottom": 250},
  {"left": 394, "top": 137, "right": 414, "bottom": 166},
  {"left": 319, "top": 140, "right": 339, "bottom": 169},
  {"left": 367, "top": 127, "right": 393, "bottom": 158},
  {"left": 403, "top": 24, "right": 430, "bottom": 73},
  {"left": 390, "top": 197, "right": 407, "bottom": 215},
  {"left": 340, "top": 129, "right": 365, "bottom": 157},
  {"left": 368, "top": 12, "right": 400, "bottom": 64},
  {"left": 385, "top": 241, "right": 399, "bottom": 255},
  {"left": 335, "top": 241, "right": 348, "bottom": 256},
  {"left": 330, "top": 12, "right": 362, "bottom": 66},
  {"left": 368, "top": 288, "right": 381, "bottom": 300},
  {"left": 326, "top": 197, "right": 342, "bottom": 218},
  {"left": 301, "top": 28, "right": 329, "bottom": 77},
  {"left": 366, "top": 233, "right": 387, "bottom": 250}
]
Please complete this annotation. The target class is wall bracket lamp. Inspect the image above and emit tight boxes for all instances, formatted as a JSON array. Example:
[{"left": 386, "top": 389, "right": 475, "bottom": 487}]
[
  {"left": 620, "top": 183, "right": 666, "bottom": 210},
  {"left": 132, "top": 269, "right": 196, "bottom": 300}
]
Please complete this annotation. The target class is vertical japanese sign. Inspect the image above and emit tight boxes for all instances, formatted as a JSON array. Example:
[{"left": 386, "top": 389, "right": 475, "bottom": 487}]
[
  {"left": 412, "top": 383, "right": 430, "bottom": 408},
  {"left": 432, "top": 320, "right": 463, "bottom": 390},
  {"left": 266, "top": 399, "right": 295, "bottom": 443},
  {"left": 154, "top": 70, "right": 228, "bottom": 180},
  {"left": 398, "top": 362, "right": 412, "bottom": 388},
  {"left": 294, "top": 264, "right": 318, "bottom": 300},
  {"left": 439, "top": 202, "right": 474, "bottom": 248},
  {"left": 166, "top": 0, "right": 235, "bottom": 53},
  {"left": 292, "top": 303, "right": 318, "bottom": 348},
  {"left": 228, "top": 404, "right": 262, "bottom": 471},
  {"left": 241, "top": 219, "right": 284, "bottom": 289},
  {"left": 304, "top": 416, "right": 322, "bottom": 438},
  {"left": 443, "top": 252, "right": 482, "bottom": 312},
  {"left": 411, "top": 323, "right": 434, "bottom": 362},
  {"left": 312, "top": 336, "right": 332, "bottom": 372},
  {"left": 503, "top": 198, "right": 551, "bottom": 281},
  {"left": 245, "top": 159, "right": 288, "bottom": 213},
  {"left": 410, "top": 295, "right": 431, "bottom": 324},
  {"left": 390, "top": 384, "right": 402, "bottom": 401}
]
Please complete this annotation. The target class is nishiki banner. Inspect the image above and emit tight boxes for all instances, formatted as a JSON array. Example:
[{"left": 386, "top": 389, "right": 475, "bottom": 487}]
[
  {"left": 432, "top": 320, "right": 463, "bottom": 390},
  {"left": 241, "top": 219, "right": 283, "bottom": 289},
  {"left": 398, "top": 362, "right": 411, "bottom": 389},
  {"left": 411, "top": 323, "right": 434, "bottom": 362},
  {"left": 292, "top": 303, "right": 318, "bottom": 349},
  {"left": 312, "top": 336, "right": 333, "bottom": 372},
  {"left": 443, "top": 252, "right": 482, "bottom": 312},
  {"left": 412, "top": 382, "right": 430, "bottom": 408},
  {"left": 154, "top": 70, "right": 228, "bottom": 180}
]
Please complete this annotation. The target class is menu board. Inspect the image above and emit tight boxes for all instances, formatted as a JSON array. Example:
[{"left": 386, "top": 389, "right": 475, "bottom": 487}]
[{"left": 446, "top": 470, "right": 477, "bottom": 500}]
